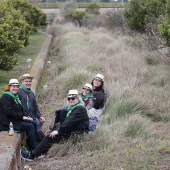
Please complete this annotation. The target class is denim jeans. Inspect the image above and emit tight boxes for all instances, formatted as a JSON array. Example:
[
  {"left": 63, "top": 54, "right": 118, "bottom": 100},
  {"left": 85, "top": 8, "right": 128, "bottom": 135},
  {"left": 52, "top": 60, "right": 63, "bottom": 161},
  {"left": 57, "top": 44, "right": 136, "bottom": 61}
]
[{"left": 20, "top": 122, "right": 37, "bottom": 150}]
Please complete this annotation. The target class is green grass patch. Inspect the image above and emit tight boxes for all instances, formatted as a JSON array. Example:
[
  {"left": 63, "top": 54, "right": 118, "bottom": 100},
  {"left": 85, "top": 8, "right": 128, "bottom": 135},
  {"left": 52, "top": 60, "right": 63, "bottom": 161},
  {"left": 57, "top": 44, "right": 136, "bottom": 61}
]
[
  {"left": 0, "top": 32, "right": 47, "bottom": 94},
  {"left": 106, "top": 98, "right": 149, "bottom": 120}
]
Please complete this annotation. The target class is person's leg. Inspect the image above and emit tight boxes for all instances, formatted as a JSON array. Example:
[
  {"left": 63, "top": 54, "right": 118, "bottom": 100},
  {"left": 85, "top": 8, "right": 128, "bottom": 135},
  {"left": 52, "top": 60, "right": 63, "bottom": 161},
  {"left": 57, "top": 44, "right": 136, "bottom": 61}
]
[
  {"left": 53, "top": 108, "right": 67, "bottom": 128},
  {"left": 30, "top": 120, "right": 38, "bottom": 133},
  {"left": 35, "top": 118, "right": 43, "bottom": 131},
  {"left": 20, "top": 122, "right": 37, "bottom": 150},
  {"left": 60, "top": 108, "right": 67, "bottom": 124},
  {"left": 53, "top": 110, "right": 61, "bottom": 126},
  {"left": 32, "top": 133, "right": 70, "bottom": 157}
]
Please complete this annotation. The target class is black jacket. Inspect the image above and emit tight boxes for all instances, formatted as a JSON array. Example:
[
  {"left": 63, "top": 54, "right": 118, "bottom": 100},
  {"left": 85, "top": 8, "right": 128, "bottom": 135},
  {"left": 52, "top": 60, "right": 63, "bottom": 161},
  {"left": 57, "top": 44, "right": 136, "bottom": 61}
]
[
  {"left": 0, "top": 94, "right": 24, "bottom": 131},
  {"left": 18, "top": 88, "right": 41, "bottom": 119},
  {"left": 93, "top": 87, "right": 105, "bottom": 109},
  {"left": 58, "top": 106, "right": 89, "bottom": 135}
]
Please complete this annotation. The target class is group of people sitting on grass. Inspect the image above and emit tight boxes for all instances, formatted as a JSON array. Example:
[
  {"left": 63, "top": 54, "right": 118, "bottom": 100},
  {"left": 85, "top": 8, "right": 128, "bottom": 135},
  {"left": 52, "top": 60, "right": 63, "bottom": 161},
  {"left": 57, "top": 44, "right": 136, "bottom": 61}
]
[{"left": 0, "top": 73, "right": 107, "bottom": 161}]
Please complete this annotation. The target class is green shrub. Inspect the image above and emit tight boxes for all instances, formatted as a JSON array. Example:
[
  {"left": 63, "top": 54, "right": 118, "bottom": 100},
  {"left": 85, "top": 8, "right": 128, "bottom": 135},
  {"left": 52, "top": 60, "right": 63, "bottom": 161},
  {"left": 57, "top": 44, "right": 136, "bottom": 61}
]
[
  {"left": 66, "top": 10, "right": 89, "bottom": 27},
  {"left": 0, "top": 2, "right": 29, "bottom": 71},
  {"left": 124, "top": 0, "right": 165, "bottom": 32},
  {"left": 86, "top": 3, "right": 100, "bottom": 15},
  {"left": 8, "top": 0, "right": 47, "bottom": 31}
]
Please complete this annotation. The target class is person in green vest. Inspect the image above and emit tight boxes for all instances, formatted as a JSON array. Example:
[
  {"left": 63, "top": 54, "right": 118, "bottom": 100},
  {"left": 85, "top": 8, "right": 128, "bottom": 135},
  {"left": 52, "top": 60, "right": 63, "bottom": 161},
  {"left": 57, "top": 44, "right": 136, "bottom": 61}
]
[{"left": 21, "top": 89, "right": 89, "bottom": 161}]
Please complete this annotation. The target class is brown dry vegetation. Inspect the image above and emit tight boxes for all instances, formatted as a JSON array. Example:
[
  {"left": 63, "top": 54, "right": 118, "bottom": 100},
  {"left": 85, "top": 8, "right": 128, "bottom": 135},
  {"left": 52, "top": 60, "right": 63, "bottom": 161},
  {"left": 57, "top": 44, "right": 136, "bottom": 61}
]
[{"left": 25, "top": 19, "right": 170, "bottom": 169}]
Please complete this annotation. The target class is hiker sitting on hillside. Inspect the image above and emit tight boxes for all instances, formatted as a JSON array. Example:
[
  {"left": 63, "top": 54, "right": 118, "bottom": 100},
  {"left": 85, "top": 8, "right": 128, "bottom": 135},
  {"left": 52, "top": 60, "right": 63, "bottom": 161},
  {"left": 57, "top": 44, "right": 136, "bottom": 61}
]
[
  {"left": 21, "top": 89, "right": 89, "bottom": 161},
  {"left": 88, "top": 73, "right": 106, "bottom": 117},
  {"left": 18, "top": 74, "right": 46, "bottom": 132},
  {"left": 80, "top": 83, "right": 94, "bottom": 110},
  {"left": 50, "top": 83, "right": 94, "bottom": 130},
  {"left": 0, "top": 79, "right": 37, "bottom": 151}
]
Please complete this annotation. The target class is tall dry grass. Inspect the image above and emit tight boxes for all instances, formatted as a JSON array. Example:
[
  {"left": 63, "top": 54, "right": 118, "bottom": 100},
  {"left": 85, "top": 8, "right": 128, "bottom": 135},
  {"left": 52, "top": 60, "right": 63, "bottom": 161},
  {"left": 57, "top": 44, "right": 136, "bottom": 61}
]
[{"left": 31, "top": 22, "right": 170, "bottom": 170}]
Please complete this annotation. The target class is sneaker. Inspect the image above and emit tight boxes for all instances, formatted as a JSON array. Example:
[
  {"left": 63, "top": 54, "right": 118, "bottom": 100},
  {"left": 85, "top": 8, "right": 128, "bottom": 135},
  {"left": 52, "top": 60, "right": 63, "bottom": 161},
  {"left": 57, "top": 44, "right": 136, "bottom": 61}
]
[
  {"left": 20, "top": 150, "right": 34, "bottom": 161},
  {"left": 22, "top": 145, "right": 29, "bottom": 152}
]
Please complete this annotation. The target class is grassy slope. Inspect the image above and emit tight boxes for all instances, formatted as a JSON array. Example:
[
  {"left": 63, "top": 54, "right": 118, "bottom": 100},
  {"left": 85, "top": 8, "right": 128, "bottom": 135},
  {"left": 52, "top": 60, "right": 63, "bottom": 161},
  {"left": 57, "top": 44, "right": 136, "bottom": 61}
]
[
  {"left": 0, "top": 32, "right": 47, "bottom": 93},
  {"left": 27, "top": 23, "right": 170, "bottom": 170}
]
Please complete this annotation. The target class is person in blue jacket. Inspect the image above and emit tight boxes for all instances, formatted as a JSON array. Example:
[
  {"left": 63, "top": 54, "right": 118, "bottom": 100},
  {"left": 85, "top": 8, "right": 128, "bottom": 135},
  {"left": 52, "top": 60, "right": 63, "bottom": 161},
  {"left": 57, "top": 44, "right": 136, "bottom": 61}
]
[
  {"left": 18, "top": 74, "right": 46, "bottom": 131},
  {"left": 21, "top": 89, "right": 89, "bottom": 161}
]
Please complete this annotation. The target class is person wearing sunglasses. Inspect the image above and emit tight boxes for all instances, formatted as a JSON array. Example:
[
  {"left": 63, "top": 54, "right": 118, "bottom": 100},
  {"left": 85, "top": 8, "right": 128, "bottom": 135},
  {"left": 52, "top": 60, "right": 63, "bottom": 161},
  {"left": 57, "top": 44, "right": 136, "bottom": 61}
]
[
  {"left": 89, "top": 73, "right": 106, "bottom": 117},
  {"left": 51, "top": 83, "right": 94, "bottom": 131},
  {"left": 20, "top": 89, "right": 89, "bottom": 161},
  {"left": 0, "top": 79, "right": 37, "bottom": 151}
]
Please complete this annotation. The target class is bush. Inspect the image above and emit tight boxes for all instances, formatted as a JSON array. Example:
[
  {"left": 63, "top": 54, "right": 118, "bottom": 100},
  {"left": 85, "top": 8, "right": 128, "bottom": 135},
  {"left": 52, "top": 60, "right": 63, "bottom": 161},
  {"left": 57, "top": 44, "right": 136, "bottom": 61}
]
[
  {"left": 124, "top": 0, "right": 165, "bottom": 32},
  {"left": 86, "top": 3, "right": 100, "bottom": 15},
  {"left": 66, "top": 10, "right": 89, "bottom": 27},
  {"left": 104, "top": 10, "right": 126, "bottom": 31},
  {"left": 8, "top": 0, "right": 47, "bottom": 31},
  {"left": 60, "top": 0, "right": 77, "bottom": 18},
  {"left": 0, "top": 2, "right": 29, "bottom": 71}
]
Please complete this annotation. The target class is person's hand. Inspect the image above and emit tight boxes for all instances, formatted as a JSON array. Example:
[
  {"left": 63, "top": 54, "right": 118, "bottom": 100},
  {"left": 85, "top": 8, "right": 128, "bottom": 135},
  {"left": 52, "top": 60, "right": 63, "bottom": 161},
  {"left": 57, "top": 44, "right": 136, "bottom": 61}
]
[
  {"left": 49, "top": 130, "right": 58, "bottom": 138},
  {"left": 23, "top": 116, "right": 33, "bottom": 121},
  {"left": 39, "top": 117, "right": 45, "bottom": 123}
]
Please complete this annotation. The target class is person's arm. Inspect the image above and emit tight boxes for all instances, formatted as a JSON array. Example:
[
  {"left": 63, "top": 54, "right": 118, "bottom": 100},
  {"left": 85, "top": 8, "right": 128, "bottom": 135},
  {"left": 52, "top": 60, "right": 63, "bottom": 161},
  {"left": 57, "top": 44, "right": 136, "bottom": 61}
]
[
  {"left": 31, "top": 92, "right": 42, "bottom": 118},
  {"left": 86, "top": 98, "right": 94, "bottom": 110},
  {"left": 93, "top": 91, "right": 105, "bottom": 109},
  {"left": 1, "top": 94, "right": 24, "bottom": 119}
]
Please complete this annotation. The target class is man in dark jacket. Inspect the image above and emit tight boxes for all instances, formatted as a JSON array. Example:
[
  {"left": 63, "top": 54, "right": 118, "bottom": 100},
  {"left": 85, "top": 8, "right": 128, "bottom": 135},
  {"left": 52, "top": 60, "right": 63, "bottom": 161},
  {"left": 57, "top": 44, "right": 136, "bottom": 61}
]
[
  {"left": 21, "top": 89, "right": 89, "bottom": 161},
  {"left": 18, "top": 74, "right": 45, "bottom": 131}
]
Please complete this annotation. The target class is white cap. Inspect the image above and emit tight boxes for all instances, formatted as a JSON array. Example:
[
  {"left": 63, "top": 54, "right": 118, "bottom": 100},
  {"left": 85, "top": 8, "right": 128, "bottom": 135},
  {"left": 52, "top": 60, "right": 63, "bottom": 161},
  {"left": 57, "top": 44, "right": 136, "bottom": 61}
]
[
  {"left": 68, "top": 89, "right": 78, "bottom": 97},
  {"left": 9, "top": 79, "right": 19, "bottom": 85},
  {"left": 95, "top": 74, "right": 104, "bottom": 81},
  {"left": 83, "top": 83, "right": 93, "bottom": 91}
]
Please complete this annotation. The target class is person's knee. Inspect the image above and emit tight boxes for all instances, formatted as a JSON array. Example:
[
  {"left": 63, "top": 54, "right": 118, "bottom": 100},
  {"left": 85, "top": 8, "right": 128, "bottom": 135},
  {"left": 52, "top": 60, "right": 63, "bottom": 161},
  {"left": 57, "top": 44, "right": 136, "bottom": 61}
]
[{"left": 28, "top": 123, "right": 35, "bottom": 131}]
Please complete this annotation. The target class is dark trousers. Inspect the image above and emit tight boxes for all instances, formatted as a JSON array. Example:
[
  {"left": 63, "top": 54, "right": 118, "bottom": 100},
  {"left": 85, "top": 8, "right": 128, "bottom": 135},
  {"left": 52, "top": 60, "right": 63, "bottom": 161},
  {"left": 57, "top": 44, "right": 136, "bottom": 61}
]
[
  {"left": 54, "top": 108, "right": 67, "bottom": 126},
  {"left": 32, "top": 133, "right": 70, "bottom": 157},
  {"left": 20, "top": 121, "right": 37, "bottom": 150}
]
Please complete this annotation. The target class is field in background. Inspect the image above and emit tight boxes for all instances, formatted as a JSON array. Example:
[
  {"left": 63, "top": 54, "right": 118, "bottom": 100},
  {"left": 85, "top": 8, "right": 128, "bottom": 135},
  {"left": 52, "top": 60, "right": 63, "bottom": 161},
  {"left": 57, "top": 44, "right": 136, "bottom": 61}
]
[
  {"left": 28, "top": 21, "right": 170, "bottom": 170},
  {"left": 37, "top": 2, "right": 127, "bottom": 8},
  {"left": 0, "top": 32, "right": 47, "bottom": 93}
]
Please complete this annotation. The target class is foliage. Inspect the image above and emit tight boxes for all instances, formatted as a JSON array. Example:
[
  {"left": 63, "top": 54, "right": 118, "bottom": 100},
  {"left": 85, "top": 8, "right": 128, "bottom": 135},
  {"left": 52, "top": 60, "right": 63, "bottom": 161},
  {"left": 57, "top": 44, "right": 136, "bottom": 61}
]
[
  {"left": 7, "top": 0, "right": 47, "bottom": 31},
  {"left": 60, "top": 0, "right": 77, "bottom": 18},
  {"left": 159, "top": 0, "right": 170, "bottom": 46},
  {"left": 66, "top": 10, "right": 89, "bottom": 27},
  {"left": 0, "top": 2, "right": 29, "bottom": 71},
  {"left": 104, "top": 10, "right": 125, "bottom": 31},
  {"left": 85, "top": 3, "right": 100, "bottom": 15},
  {"left": 124, "top": 0, "right": 166, "bottom": 32},
  {"left": 0, "top": 0, "right": 47, "bottom": 71}
]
